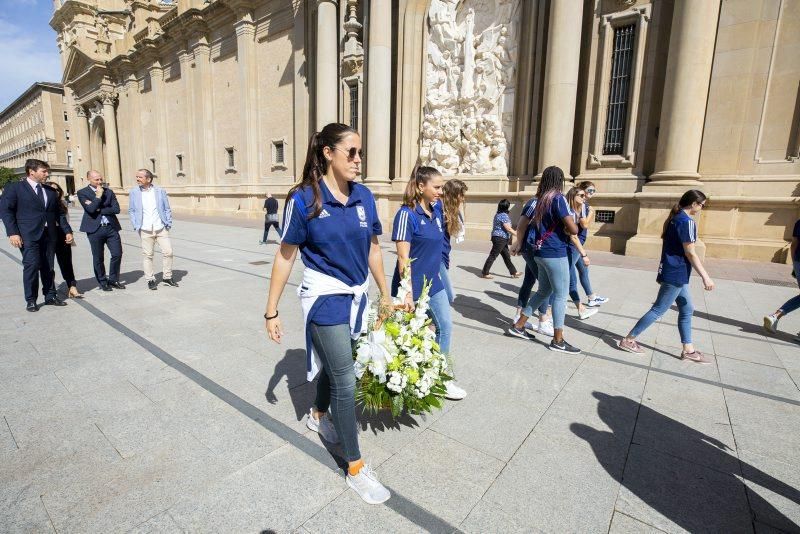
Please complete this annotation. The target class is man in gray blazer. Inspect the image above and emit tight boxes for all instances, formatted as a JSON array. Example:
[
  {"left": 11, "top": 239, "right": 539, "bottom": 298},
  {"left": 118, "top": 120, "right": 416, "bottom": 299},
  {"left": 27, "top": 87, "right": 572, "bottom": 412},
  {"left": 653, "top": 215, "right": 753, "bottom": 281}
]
[{"left": 128, "top": 169, "right": 176, "bottom": 290}]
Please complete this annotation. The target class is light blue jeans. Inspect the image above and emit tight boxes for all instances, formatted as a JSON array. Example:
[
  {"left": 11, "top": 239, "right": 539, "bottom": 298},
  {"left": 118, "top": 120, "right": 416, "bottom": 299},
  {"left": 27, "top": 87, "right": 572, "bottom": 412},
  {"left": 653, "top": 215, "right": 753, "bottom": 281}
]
[
  {"left": 523, "top": 256, "right": 570, "bottom": 329},
  {"left": 569, "top": 248, "right": 594, "bottom": 304},
  {"left": 428, "top": 288, "right": 452, "bottom": 355},
  {"left": 777, "top": 260, "right": 800, "bottom": 314},
  {"left": 518, "top": 249, "right": 551, "bottom": 315},
  {"left": 439, "top": 261, "right": 455, "bottom": 304},
  {"left": 630, "top": 282, "right": 693, "bottom": 344}
]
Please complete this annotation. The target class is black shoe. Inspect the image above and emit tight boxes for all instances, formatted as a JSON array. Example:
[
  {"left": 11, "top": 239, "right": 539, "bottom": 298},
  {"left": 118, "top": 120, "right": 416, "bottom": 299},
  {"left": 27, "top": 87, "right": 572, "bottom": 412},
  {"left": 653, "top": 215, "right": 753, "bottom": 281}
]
[
  {"left": 507, "top": 326, "right": 536, "bottom": 340},
  {"left": 148, "top": 280, "right": 158, "bottom": 290},
  {"left": 44, "top": 296, "right": 67, "bottom": 306},
  {"left": 100, "top": 282, "right": 112, "bottom": 291},
  {"left": 26, "top": 301, "right": 38, "bottom": 312},
  {"left": 549, "top": 339, "right": 581, "bottom": 354},
  {"left": 109, "top": 281, "right": 126, "bottom": 289},
  {"left": 162, "top": 278, "right": 179, "bottom": 287}
]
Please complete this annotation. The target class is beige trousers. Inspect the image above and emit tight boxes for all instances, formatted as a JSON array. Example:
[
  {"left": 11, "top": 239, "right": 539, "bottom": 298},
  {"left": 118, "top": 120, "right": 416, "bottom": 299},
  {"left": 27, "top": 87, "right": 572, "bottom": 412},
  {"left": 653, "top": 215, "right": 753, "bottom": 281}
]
[{"left": 140, "top": 227, "right": 173, "bottom": 281}]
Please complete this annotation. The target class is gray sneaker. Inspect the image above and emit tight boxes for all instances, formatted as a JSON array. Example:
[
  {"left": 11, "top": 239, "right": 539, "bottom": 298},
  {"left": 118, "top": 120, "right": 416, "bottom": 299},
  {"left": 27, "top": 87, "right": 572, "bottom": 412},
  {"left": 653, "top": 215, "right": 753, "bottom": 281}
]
[
  {"left": 347, "top": 464, "right": 391, "bottom": 504},
  {"left": 306, "top": 408, "right": 339, "bottom": 444}
]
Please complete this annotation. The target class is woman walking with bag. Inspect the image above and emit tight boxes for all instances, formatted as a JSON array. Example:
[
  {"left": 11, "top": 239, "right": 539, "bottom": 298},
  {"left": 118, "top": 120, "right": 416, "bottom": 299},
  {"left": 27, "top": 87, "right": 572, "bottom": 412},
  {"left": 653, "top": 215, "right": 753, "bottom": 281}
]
[
  {"left": 46, "top": 182, "right": 82, "bottom": 298},
  {"left": 507, "top": 166, "right": 581, "bottom": 354},
  {"left": 439, "top": 179, "right": 468, "bottom": 303},
  {"left": 618, "top": 190, "right": 714, "bottom": 363},
  {"left": 480, "top": 199, "right": 522, "bottom": 279},
  {"left": 263, "top": 123, "right": 391, "bottom": 504},
  {"left": 392, "top": 166, "right": 467, "bottom": 400}
]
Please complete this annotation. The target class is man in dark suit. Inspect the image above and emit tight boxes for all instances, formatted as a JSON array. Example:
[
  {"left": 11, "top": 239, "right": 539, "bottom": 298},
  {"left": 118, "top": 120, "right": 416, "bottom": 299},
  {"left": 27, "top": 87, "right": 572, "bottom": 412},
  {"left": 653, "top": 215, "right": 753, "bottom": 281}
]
[
  {"left": 0, "top": 159, "right": 72, "bottom": 311},
  {"left": 77, "top": 170, "right": 124, "bottom": 291}
]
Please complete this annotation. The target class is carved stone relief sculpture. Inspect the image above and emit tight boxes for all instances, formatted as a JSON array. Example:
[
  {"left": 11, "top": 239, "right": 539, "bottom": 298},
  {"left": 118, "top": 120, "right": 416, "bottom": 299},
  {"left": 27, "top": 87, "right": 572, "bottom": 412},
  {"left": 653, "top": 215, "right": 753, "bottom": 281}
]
[{"left": 420, "top": 0, "right": 520, "bottom": 175}]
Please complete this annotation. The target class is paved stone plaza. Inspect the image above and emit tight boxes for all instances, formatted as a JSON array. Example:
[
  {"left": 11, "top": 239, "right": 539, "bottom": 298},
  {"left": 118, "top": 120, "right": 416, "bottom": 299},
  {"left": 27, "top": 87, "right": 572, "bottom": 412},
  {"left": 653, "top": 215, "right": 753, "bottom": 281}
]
[{"left": 1, "top": 212, "right": 799, "bottom": 533}]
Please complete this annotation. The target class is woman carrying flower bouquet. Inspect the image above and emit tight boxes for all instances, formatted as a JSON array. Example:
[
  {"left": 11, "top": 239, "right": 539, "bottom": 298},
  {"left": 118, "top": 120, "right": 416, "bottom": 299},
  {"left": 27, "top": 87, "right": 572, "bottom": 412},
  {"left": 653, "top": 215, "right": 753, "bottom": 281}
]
[
  {"left": 263, "top": 123, "right": 392, "bottom": 505},
  {"left": 392, "top": 166, "right": 467, "bottom": 400},
  {"left": 439, "top": 179, "right": 468, "bottom": 303},
  {"left": 508, "top": 166, "right": 582, "bottom": 354}
]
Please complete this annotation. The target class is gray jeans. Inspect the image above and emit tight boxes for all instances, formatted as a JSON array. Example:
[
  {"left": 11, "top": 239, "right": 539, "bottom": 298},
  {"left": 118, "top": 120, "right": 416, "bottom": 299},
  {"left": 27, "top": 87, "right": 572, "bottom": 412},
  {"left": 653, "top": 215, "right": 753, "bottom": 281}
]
[{"left": 310, "top": 322, "right": 360, "bottom": 462}]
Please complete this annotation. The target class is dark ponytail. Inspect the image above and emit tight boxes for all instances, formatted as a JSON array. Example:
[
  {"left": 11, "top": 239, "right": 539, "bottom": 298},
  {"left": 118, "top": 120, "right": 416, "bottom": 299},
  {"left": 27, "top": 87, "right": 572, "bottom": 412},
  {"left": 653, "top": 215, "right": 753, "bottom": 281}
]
[
  {"left": 288, "top": 123, "right": 358, "bottom": 219},
  {"left": 661, "top": 189, "right": 707, "bottom": 239}
]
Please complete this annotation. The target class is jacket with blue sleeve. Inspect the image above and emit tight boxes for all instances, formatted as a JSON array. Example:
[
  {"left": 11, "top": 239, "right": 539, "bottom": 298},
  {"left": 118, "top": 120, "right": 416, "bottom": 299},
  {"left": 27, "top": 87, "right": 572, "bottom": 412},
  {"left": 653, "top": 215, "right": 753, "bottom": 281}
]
[{"left": 128, "top": 186, "right": 173, "bottom": 231}]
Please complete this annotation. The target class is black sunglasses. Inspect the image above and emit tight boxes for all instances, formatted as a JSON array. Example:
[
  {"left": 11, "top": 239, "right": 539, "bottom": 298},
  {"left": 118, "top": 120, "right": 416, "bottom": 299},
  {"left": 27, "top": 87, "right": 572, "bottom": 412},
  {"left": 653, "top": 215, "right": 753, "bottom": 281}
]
[{"left": 335, "top": 146, "right": 364, "bottom": 160}]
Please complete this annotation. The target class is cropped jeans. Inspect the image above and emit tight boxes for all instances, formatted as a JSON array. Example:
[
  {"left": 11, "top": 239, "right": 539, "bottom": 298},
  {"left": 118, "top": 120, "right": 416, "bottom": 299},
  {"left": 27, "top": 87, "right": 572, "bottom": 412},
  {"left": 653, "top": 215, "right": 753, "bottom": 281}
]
[
  {"left": 630, "top": 282, "right": 693, "bottom": 344},
  {"left": 777, "top": 260, "right": 800, "bottom": 315},
  {"left": 568, "top": 248, "right": 594, "bottom": 304},
  {"left": 523, "top": 255, "right": 570, "bottom": 329},
  {"left": 310, "top": 322, "right": 360, "bottom": 462}
]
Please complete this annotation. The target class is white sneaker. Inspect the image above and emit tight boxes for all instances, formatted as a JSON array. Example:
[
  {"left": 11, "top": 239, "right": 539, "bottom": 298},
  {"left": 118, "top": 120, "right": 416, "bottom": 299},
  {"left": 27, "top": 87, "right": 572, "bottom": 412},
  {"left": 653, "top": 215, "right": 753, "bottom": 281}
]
[
  {"left": 306, "top": 408, "right": 339, "bottom": 444},
  {"left": 347, "top": 464, "right": 391, "bottom": 504},
  {"left": 587, "top": 296, "right": 609, "bottom": 307},
  {"left": 537, "top": 320, "right": 555, "bottom": 337},
  {"left": 763, "top": 314, "right": 779, "bottom": 334},
  {"left": 579, "top": 307, "right": 599, "bottom": 320},
  {"left": 444, "top": 380, "right": 467, "bottom": 400},
  {"left": 513, "top": 313, "right": 534, "bottom": 330}
]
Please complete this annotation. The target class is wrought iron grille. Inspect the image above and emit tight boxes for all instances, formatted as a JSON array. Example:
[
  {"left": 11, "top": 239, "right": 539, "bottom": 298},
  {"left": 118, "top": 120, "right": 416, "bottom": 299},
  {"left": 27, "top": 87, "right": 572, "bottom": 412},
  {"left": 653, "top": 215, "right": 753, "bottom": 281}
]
[
  {"left": 274, "top": 141, "right": 285, "bottom": 165},
  {"left": 349, "top": 84, "right": 359, "bottom": 129},
  {"left": 595, "top": 210, "right": 615, "bottom": 224},
  {"left": 603, "top": 24, "right": 635, "bottom": 155}
]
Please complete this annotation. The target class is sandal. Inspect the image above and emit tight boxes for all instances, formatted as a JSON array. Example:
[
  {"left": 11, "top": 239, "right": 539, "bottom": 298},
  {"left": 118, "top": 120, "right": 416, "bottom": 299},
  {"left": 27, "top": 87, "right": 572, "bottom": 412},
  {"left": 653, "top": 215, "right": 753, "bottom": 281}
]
[
  {"left": 480, "top": 274, "right": 494, "bottom": 279},
  {"left": 511, "top": 272, "right": 523, "bottom": 278},
  {"left": 680, "top": 350, "right": 712, "bottom": 365}
]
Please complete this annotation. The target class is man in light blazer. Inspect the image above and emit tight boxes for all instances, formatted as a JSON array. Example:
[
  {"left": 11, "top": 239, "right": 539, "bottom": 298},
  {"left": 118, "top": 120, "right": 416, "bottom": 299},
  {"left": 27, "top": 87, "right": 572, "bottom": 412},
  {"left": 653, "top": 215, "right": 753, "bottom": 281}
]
[{"left": 128, "top": 169, "right": 176, "bottom": 290}]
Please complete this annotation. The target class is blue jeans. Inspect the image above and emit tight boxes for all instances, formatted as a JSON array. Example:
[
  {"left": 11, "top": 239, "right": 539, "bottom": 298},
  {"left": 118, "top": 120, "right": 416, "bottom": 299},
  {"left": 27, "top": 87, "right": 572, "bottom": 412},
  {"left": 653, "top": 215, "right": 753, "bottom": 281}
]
[
  {"left": 630, "top": 282, "right": 693, "bottom": 344},
  {"left": 310, "top": 322, "right": 360, "bottom": 462},
  {"left": 439, "top": 262, "right": 455, "bottom": 304},
  {"left": 517, "top": 249, "right": 550, "bottom": 315},
  {"left": 523, "top": 256, "right": 569, "bottom": 329},
  {"left": 428, "top": 288, "right": 452, "bottom": 355},
  {"left": 568, "top": 248, "right": 594, "bottom": 303},
  {"left": 778, "top": 260, "right": 800, "bottom": 314}
]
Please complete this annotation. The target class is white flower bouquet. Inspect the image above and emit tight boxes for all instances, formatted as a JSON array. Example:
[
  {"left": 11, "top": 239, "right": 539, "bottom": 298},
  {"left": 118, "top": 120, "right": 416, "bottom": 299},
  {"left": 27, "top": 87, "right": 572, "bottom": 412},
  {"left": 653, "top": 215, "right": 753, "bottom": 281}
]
[{"left": 353, "top": 271, "right": 451, "bottom": 417}]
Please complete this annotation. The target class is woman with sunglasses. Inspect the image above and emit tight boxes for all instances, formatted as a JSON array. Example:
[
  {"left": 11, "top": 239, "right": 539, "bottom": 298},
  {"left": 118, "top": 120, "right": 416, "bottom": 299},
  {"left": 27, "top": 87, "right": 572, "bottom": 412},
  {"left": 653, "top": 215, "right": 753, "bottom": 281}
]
[
  {"left": 439, "top": 178, "right": 468, "bottom": 303},
  {"left": 392, "top": 166, "right": 467, "bottom": 400},
  {"left": 565, "top": 187, "right": 597, "bottom": 320},
  {"left": 264, "top": 123, "right": 391, "bottom": 504},
  {"left": 574, "top": 181, "right": 609, "bottom": 308},
  {"left": 46, "top": 181, "right": 82, "bottom": 298},
  {"left": 618, "top": 190, "right": 714, "bottom": 363}
]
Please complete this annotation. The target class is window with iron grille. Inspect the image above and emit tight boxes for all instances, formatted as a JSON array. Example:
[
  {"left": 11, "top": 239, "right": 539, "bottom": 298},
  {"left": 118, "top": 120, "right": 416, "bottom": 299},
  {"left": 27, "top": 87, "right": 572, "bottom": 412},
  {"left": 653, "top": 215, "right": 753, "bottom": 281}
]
[
  {"left": 176, "top": 154, "right": 183, "bottom": 172},
  {"left": 349, "top": 84, "right": 359, "bottom": 129},
  {"left": 150, "top": 157, "right": 156, "bottom": 174},
  {"left": 603, "top": 24, "right": 635, "bottom": 155},
  {"left": 595, "top": 210, "right": 615, "bottom": 224},
  {"left": 273, "top": 141, "right": 285, "bottom": 165},
  {"left": 226, "top": 147, "right": 235, "bottom": 168}
]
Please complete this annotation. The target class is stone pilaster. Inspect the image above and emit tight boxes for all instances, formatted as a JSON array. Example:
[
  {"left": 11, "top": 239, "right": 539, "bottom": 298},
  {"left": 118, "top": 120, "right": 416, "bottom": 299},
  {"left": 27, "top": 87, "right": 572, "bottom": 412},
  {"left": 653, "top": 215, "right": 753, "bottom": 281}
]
[
  {"left": 74, "top": 105, "right": 91, "bottom": 179},
  {"left": 149, "top": 61, "right": 170, "bottom": 183},
  {"left": 234, "top": 9, "right": 260, "bottom": 182},
  {"left": 190, "top": 35, "right": 216, "bottom": 184},
  {"left": 315, "top": 0, "right": 338, "bottom": 129},
  {"left": 178, "top": 48, "right": 195, "bottom": 183},
  {"left": 365, "top": 0, "right": 391, "bottom": 187},
  {"left": 101, "top": 92, "right": 122, "bottom": 188}
]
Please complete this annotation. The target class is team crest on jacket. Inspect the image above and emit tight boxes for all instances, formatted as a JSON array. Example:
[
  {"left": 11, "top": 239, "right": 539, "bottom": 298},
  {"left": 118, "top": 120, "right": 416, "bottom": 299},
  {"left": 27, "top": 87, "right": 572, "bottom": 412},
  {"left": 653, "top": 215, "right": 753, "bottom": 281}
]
[{"left": 356, "top": 206, "right": 366, "bottom": 221}]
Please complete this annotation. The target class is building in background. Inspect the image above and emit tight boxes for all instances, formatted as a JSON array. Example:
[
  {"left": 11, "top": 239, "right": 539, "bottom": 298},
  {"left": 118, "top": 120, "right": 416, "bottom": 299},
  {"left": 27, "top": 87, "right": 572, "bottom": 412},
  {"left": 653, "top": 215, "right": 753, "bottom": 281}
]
[
  {"left": 50, "top": 0, "right": 800, "bottom": 262},
  {"left": 0, "top": 82, "right": 75, "bottom": 193}
]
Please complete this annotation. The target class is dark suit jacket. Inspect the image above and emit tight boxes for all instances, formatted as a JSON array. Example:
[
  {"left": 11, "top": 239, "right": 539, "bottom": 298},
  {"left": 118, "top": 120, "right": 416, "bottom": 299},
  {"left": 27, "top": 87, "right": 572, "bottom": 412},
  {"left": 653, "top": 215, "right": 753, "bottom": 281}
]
[
  {"left": 77, "top": 185, "right": 122, "bottom": 233},
  {"left": 0, "top": 180, "right": 68, "bottom": 242}
]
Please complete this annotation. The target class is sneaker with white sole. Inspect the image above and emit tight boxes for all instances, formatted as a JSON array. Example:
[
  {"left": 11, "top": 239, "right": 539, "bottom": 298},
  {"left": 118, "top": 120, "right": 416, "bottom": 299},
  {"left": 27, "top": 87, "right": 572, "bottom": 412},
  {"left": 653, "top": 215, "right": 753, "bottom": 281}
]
[
  {"left": 578, "top": 307, "right": 599, "bottom": 320},
  {"left": 306, "top": 408, "right": 339, "bottom": 444},
  {"left": 347, "top": 464, "right": 391, "bottom": 504},
  {"left": 537, "top": 320, "right": 555, "bottom": 337},
  {"left": 507, "top": 326, "right": 536, "bottom": 340},
  {"left": 513, "top": 313, "right": 534, "bottom": 330},
  {"left": 549, "top": 339, "right": 581, "bottom": 354},
  {"left": 587, "top": 296, "right": 609, "bottom": 307},
  {"left": 763, "top": 314, "right": 779, "bottom": 334},
  {"left": 618, "top": 337, "right": 645, "bottom": 354},
  {"left": 444, "top": 380, "right": 467, "bottom": 400}
]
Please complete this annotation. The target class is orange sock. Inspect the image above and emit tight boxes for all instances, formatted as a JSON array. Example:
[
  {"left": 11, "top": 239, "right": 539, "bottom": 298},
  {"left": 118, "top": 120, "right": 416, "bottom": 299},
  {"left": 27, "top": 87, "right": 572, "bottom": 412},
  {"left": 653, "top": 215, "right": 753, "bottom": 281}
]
[{"left": 348, "top": 459, "right": 364, "bottom": 476}]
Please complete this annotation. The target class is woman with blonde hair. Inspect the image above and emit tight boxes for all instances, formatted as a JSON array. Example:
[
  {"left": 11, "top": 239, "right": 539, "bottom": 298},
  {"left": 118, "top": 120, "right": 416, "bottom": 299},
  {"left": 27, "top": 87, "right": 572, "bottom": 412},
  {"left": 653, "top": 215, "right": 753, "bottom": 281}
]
[
  {"left": 564, "top": 187, "right": 597, "bottom": 320},
  {"left": 439, "top": 178, "right": 468, "bottom": 303}
]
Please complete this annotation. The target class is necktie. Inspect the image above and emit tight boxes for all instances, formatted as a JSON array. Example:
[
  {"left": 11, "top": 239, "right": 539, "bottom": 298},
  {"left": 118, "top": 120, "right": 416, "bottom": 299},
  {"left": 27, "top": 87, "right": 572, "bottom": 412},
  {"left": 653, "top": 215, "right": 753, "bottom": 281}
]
[{"left": 36, "top": 184, "right": 45, "bottom": 207}]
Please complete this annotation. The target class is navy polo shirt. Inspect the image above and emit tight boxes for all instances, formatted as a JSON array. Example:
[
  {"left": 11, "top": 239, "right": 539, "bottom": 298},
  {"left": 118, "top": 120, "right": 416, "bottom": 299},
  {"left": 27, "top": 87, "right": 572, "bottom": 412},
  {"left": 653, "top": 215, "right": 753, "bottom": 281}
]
[
  {"left": 521, "top": 197, "right": 537, "bottom": 245},
  {"left": 577, "top": 202, "right": 589, "bottom": 244},
  {"left": 526, "top": 193, "right": 572, "bottom": 258},
  {"left": 657, "top": 211, "right": 697, "bottom": 286},
  {"left": 281, "top": 180, "right": 382, "bottom": 325},
  {"left": 391, "top": 203, "right": 445, "bottom": 300},
  {"left": 793, "top": 219, "right": 800, "bottom": 262}
]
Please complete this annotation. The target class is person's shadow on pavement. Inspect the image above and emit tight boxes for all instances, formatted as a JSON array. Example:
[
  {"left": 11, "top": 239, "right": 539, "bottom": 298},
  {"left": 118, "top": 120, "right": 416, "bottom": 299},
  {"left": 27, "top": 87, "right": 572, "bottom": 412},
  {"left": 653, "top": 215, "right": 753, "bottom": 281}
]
[
  {"left": 571, "top": 392, "right": 800, "bottom": 532},
  {"left": 265, "top": 349, "right": 314, "bottom": 423}
]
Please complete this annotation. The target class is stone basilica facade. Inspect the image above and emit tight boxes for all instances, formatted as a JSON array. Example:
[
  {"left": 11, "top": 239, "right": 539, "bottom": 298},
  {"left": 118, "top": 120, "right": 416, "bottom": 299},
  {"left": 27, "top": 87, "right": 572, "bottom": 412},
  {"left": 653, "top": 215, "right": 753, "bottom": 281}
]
[{"left": 51, "top": 0, "right": 800, "bottom": 262}]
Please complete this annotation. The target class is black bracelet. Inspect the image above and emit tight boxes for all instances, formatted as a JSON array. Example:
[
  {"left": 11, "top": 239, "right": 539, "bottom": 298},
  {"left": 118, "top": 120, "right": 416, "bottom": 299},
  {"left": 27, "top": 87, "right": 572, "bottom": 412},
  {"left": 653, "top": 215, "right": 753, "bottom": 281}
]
[
  {"left": 581, "top": 254, "right": 588, "bottom": 258},
  {"left": 264, "top": 310, "right": 278, "bottom": 320}
]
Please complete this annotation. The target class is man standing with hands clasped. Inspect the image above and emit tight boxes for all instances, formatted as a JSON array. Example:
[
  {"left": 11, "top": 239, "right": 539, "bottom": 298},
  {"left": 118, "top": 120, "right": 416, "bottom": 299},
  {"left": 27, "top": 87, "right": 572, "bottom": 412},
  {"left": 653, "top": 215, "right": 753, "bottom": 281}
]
[
  {"left": 78, "top": 170, "right": 124, "bottom": 291},
  {"left": 128, "top": 169, "right": 177, "bottom": 290},
  {"left": 0, "top": 159, "right": 73, "bottom": 311}
]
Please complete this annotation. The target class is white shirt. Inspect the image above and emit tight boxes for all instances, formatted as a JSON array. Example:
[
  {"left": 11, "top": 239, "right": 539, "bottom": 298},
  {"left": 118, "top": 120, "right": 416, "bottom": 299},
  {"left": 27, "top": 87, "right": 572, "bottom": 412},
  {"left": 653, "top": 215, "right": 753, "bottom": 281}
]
[
  {"left": 27, "top": 177, "right": 47, "bottom": 207},
  {"left": 140, "top": 187, "right": 163, "bottom": 232}
]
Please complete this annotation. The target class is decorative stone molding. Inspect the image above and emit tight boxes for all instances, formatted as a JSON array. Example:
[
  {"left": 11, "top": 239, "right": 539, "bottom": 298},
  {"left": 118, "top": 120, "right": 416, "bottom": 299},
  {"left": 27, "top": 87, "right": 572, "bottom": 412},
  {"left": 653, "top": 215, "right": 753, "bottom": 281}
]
[
  {"left": 341, "top": 0, "right": 363, "bottom": 77},
  {"left": 74, "top": 105, "right": 88, "bottom": 118},
  {"left": 586, "top": 4, "right": 650, "bottom": 170}
]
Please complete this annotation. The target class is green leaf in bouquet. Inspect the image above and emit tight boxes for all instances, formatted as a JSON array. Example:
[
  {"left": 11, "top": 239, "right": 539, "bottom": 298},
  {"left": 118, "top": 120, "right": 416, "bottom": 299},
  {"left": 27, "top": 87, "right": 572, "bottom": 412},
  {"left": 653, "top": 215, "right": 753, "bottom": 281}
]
[{"left": 391, "top": 394, "right": 404, "bottom": 417}]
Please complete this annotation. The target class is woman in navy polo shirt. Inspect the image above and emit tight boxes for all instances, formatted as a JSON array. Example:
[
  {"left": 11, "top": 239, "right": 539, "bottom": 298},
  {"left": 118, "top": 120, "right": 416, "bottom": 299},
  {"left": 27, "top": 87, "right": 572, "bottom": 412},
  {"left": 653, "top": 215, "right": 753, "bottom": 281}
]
[
  {"left": 763, "top": 217, "right": 800, "bottom": 341},
  {"left": 565, "top": 187, "right": 598, "bottom": 321},
  {"left": 439, "top": 179, "right": 468, "bottom": 303},
  {"left": 263, "top": 123, "right": 391, "bottom": 504},
  {"left": 572, "top": 181, "right": 609, "bottom": 308},
  {"left": 508, "top": 166, "right": 581, "bottom": 354},
  {"left": 618, "top": 190, "right": 715, "bottom": 363},
  {"left": 392, "top": 166, "right": 467, "bottom": 400}
]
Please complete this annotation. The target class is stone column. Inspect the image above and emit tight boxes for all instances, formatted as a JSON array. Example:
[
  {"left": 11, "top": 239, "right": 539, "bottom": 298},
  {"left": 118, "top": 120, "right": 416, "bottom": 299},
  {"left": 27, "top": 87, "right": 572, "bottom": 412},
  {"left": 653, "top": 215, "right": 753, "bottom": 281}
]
[
  {"left": 178, "top": 48, "right": 195, "bottom": 183},
  {"left": 191, "top": 35, "right": 216, "bottom": 184},
  {"left": 74, "top": 105, "right": 91, "bottom": 179},
  {"left": 149, "top": 61, "right": 170, "bottom": 183},
  {"left": 315, "top": 0, "right": 339, "bottom": 129},
  {"left": 365, "top": 0, "right": 391, "bottom": 186},
  {"left": 650, "top": 0, "right": 720, "bottom": 183},
  {"left": 235, "top": 9, "right": 260, "bottom": 182},
  {"left": 537, "top": 0, "right": 583, "bottom": 178},
  {"left": 125, "top": 73, "right": 144, "bottom": 175},
  {"left": 101, "top": 93, "right": 122, "bottom": 188}
]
